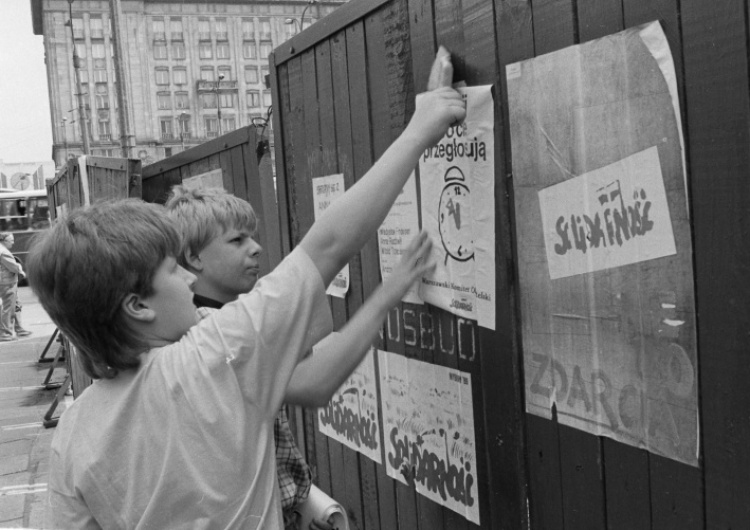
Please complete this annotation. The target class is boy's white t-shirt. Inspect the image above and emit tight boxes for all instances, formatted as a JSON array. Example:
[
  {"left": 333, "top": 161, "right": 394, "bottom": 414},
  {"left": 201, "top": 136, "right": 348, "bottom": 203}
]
[{"left": 48, "top": 247, "right": 333, "bottom": 529}]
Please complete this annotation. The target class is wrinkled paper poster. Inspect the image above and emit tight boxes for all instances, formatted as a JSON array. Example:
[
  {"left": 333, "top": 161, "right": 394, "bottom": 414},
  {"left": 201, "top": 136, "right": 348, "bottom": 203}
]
[
  {"left": 378, "top": 350, "right": 479, "bottom": 524},
  {"left": 317, "top": 338, "right": 381, "bottom": 463},
  {"left": 378, "top": 172, "right": 423, "bottom": 304},
  {"left": 507, "top": 21, "right": 699, "bottom": 465},
  {"left": 312, "top": 174, "right": 349, "bottom": 298},
  {"left": 419, "top": 85, "right": 495, "bottom": 329}
]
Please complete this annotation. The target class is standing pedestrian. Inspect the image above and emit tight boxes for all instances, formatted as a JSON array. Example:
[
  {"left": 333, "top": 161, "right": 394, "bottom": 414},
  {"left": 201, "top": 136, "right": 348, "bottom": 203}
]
[{"left": 0, "top": 232, "right": 25, "bottom": 341}]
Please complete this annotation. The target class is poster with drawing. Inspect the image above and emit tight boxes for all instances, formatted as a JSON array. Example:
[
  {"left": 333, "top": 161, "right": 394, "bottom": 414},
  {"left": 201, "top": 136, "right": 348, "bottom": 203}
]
[
  {"left": 418, "top": 85, "right": 495, "bottom": 330},
  {"left": 507, "top": 21, "right": 699, "bottom": 465},
  {"left": 378, "top": 350, "right": 479, "bottom": 525},
  {"left": 182, "top": 168, "right": 224, "bottom": 190},
  {"left": 312, "top": 174, "right": 349, "bottom": 298},
  {"left": 378, "top": 172, "right": 423, "bottom": 304},
  {"left": 317, "top": 339, "right": 381, "bottom": 463}
]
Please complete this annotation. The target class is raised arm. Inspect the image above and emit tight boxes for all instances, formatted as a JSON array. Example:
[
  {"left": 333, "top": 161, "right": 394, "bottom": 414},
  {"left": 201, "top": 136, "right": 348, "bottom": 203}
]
[
  {"left": 286, "top": 231, "right": 436, "bottom": 406},
  {"left": 300, "top": 50, "right": 464, "bottom": 286}
]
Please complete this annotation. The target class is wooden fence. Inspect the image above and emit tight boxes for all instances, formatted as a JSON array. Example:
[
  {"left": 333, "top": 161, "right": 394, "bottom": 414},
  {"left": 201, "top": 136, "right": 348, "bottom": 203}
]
[
  {"left": 47, "top": 155, "right": 142, "bottom": 399},
  {"left": 268, "top": 0, "right": 750, "bottom": 528},
  {"left": 141, "top": 126, "right": 281, "bottom": 277}
]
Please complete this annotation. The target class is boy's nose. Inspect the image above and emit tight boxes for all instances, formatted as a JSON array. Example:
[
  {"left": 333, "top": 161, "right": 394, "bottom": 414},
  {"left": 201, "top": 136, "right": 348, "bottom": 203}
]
[
  {"left": 178, "top": 266, "right": 197, "bottom": 288},
  {"left": 248, "top": 240, "right": 263, "bottom": 258}
]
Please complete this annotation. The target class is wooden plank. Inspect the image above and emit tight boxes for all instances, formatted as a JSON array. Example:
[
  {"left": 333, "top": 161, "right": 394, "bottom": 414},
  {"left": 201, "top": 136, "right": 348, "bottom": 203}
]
[
  {"left": 576, "top": 0, "right": 623, "bottom": 42},
  {"left": 141, "top": 126, "right": 251, "bottom": 178},
  {"left": 681, "top": 0, "right": 750, "bottom": 528},
  {"left": 603, "top": 441, "right": 651, "bottom": 530},
  {"left": 274, "top": 0, "right": 391, "bottom": 65},
  {"left": 558, "top": 426, "right": 607, "bottom": 529},
  {"left": 525, "top": 415, "right": 565, "bottom": 529},
  {"left": 269, "top": 55, "right": 293, "bottom": 258},
  {"left": 345, "top": 19, "right": 398, "bottom": 530},
  {"left": 365, "top": 7, "right": 421, "bottom": 529},
  {"left": 531, "top": 0, "right": 577, "bottom": 55},
  {"left": 229, "top": 143, "right": 248, "bottom": 200}
]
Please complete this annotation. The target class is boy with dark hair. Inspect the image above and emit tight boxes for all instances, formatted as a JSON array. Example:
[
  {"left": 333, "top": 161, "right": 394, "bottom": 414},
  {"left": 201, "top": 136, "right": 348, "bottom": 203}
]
[
  {"left": 28, "top": 53, "right": 464, "bottom": 528},
  {"left": 166, "top": 186, "right": 434, "bottom": 529}
]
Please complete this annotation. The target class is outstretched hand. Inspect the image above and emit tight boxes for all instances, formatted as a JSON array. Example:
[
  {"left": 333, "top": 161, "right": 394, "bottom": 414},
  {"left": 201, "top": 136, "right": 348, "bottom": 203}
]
[
  {"left": 381, "top": 230, "right": 436, "bottom": 306},
  {"left": 404, "top": 46, "right": 466, "bottom": 150}
]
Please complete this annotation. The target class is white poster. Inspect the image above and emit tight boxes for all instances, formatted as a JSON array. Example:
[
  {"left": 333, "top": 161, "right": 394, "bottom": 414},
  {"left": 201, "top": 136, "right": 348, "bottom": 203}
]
[
  {"left": 540, "top": 146, "right": 676, "bottom": 279},
  {"left": 377, "top": 172, "right": 423, "bottom": 304},
  {"left": 312, "top": 174, "right": 349, "bottom": 298},
  {"left": 182, "top": 168, "right": 224, "bottom": 190},
  {"left": 419, "top": 85, "right": 495, "bottom": 329},
  {"left": 317, "top": 342, "right": 381, "bottom": 463},
  {"left": 378, "top": 350, "right": 479, "bottom": 525}
]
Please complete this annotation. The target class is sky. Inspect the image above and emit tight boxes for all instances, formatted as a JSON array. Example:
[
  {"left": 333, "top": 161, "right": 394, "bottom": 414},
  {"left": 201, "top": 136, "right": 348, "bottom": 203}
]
[{"left": 0, "top": 0, "right": 53, "bottom": 164}]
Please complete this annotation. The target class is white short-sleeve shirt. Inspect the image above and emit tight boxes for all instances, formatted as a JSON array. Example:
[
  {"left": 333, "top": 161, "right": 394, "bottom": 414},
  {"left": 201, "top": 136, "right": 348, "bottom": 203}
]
[{"left": 48, "top": 247, "right": 332, "bottom": 529}]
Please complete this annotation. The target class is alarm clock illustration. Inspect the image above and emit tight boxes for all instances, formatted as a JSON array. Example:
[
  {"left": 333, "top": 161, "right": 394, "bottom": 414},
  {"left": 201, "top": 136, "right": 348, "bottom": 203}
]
[{"left": 438, "top": 166, "right": 474, "bottom": 264}]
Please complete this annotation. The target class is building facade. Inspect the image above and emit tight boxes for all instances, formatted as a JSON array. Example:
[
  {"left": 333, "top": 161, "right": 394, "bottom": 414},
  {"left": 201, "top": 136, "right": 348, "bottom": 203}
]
[{"left": 31, "top": 0, "right": 345, "bottom": 166}]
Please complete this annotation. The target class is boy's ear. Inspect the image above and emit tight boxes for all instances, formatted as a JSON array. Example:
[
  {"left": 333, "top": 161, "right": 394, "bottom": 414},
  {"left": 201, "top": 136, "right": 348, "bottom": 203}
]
[
  {"left": 121, "top": 293, "right": 156, "bottom": 323},
  {"left": 185, "top": 249, "right": 204, "bottom": 272}
]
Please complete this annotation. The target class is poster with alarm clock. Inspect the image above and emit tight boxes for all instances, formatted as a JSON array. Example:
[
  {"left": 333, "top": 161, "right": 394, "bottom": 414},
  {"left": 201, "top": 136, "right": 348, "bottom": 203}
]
[{"left": 418, "top": 85, "right": 495, "bottom": 330}]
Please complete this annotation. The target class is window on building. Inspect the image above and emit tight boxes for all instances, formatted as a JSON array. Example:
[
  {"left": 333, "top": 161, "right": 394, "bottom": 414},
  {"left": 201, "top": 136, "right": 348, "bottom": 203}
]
[
  {"left": 216, "top": 18, "right": 228, "bottom": 41},
  {"left": 201, "top": 93, "right": 217, "bottom": 109},
  {"left": 242, "top": 18, "right": 255, "bottom": 41},
  {"left": 175, "top": 91, "right": 190, "bottom": 109},
  {"left": 246, "top": 90, "right": 260, "bottom": 108},
  {"left": 219, "top": 92, "right": 234, "bottom": 109},
  {"left": 218, "top": 66, "right": 232, "bottom": 80},
  {"left": 93, "top": 69, "right": 108, "bottom": 83},
  {"left": 171, "top": 41, "right": 185, "bottom": 59},
  {"left": 221, "top": 116, "right": 236, "bottom": 133},
  {"left": 173, "top": 68, "right": 187, "bottom": 85},
  {"left": 152, "top": 18, "right": 166, "bottom": 41},
  {"left": 259, "top": 19, "right": 271, "bottom": 40},
  {"left": 260, "top": 42, "right": 272, "bottom": 59},
  {"left": 72, "top": 17, "right": 84, "bottom": 40},
  {"left": 217, "top": 42, "right": 230, "bottom": 59},
  {"left": 97, "top": 110, "right": 111, "bottom": 138},
  {"left": 198, "top": 18, "right": 210, "bottom": 41},
  {"left": 154, "top": 43, "right": 167, "bottom": 60},
  {"left": 204, "top": 116, "right": 218, "bottom": 137},
  {"left": 199, "top": 43, "right": 213, "bottom": 59},
  {"left": 262, "top": 91, "right": 272, "bottom": 107},
  {"left": 155, "top": 68, "right": 169, "bottom": 85},
  {"left": 90, "top": 16, "right": 104, "bottom": 39},
  {"left": 200, "top": 67, "right": 215, "bottom": 81},
  {"left": 75, "top": 42, "right": 87, "bottom": 59},
  {"left": 160, "top": 118, "right": 174, "bottom": 140},
  {"left": 157, "top": 92, "right": 172, "bottom": 110},
  {"left": 170, "top": 18, "right": 183, "bottom": 41},
  {"left": 79, "top": 69, "right": 89, "bottom": 84},
  {"left": 92, "top": 43, "right": 105, "bottom": 59},
  {"left": 243, "top": 42, "right": 257, "bottom": 59},
  {"left": 245, "top": 66, "right": 258, "bottom": 84},
  {"left": 95, "top": 84, "right": 109, "bottom": 109},
  {"left": 165, "top": 147, "right": 173, "bottom": 157}
]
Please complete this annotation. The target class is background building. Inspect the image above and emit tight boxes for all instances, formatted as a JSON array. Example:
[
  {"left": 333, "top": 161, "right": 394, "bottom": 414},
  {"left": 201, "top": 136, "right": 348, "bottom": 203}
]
[{"left": 30, "top": 0, "right": 345, "bottom": 167}]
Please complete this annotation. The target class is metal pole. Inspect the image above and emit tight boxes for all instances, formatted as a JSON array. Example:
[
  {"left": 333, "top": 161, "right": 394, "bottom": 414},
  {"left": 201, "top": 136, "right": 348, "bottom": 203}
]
[
  {"left": 68, "top": 1, "right": 90, "bottom": 155},
  {"left": 109, "top": 0, "right": 134, "bottom": 158},
  {"left": 216, "top": 74, "right": 224, "bottom": 137}
]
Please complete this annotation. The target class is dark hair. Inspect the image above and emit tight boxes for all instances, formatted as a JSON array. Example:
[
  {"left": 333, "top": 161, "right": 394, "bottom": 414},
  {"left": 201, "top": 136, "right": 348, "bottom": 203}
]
[{"left": 26, "top": 200, "right": 181, "bottom": 379}]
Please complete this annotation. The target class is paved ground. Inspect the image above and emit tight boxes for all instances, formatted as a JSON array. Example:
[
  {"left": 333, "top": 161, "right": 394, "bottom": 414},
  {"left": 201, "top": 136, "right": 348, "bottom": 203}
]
[{"left": 0, "top": 287, "right": 64, "bottom": 529}]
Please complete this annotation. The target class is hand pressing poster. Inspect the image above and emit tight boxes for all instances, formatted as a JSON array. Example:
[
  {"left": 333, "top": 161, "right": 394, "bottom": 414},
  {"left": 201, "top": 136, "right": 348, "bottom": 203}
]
[
  {"left": 419, "top": 85, "right": 495, "bottom": 330},
  {"left": 507, "top": 21, "right": 699, "bottom": 466},
  {"left": 378, "top": 350, "right": 479, "bottom": 525},
  {"left": 317, "top": 340, "right": 382, "bottom": 463},
  {"left": 377, "top": 172, "right": 423, "bottom": 304},
  {"left": 312, "top": 174, "right": 349, "bottom": 298}
]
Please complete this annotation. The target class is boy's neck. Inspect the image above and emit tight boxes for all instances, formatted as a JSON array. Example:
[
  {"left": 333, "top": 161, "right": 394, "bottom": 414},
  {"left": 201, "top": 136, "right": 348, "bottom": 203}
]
[{"left": 193, "top": 292, "right": 224, "bottom": 309}]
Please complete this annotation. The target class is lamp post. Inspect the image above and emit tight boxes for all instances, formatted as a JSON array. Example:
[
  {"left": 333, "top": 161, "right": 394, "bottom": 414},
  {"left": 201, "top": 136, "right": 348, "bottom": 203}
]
[
  {"left": 179, "top": 112, "right": 188, "bottom": 150},
  {"left": 285, "top": 0, "right": 318, "bottom": 34},
  {"left": 65, "top": 0, "right": 90, "bottom": 154},
  {"left": 215, "top": 73, "right": 225, "bottom": 137},
  {"left": 60, "top": 117, "right": 69, "bottom": 164}
]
